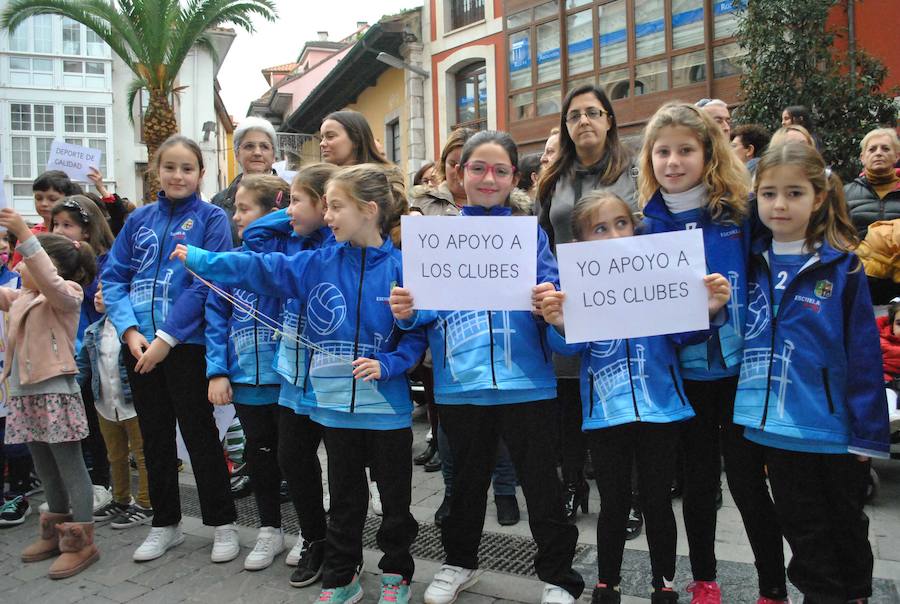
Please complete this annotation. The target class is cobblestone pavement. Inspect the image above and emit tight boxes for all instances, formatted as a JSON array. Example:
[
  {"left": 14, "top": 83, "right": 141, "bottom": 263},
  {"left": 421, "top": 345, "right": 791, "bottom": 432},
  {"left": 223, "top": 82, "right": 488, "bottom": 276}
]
[{"left": 0, "top": 406, "right": 898, "bottom": 603}]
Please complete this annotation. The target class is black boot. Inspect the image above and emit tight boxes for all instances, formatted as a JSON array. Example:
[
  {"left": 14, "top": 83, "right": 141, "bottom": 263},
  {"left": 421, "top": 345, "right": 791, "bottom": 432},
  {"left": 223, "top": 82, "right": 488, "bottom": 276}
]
[
  {"left": 563, "top": 478, "right": 589, "bottom": 523},
  {"left": 414, "top": 441, "right": 437, "bottom": 465},
  {"left": 591, "top": 583, "right": 621, "bottom": 604},
  {"left": 423, "top": 448, "right": 442, "bottom": 472},
  {"left": 434, "top": 495, "right": 451, "bottom": 527}
]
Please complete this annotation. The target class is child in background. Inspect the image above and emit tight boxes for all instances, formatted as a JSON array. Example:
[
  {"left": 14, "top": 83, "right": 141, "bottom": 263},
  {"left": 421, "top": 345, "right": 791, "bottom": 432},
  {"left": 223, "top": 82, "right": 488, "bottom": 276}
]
[
  {"left": 540, "top": 191, "right": 731, "bottom": 603},
  {"left": 734, "top": 142, "right": 890, "bottom": 602},
  {"left": 0, "top": 208, "right": 99, "bottom": 579},
  {"left": 11, "top": 171, "right": 82, "bottom": 267},
  {"left": 101, "top": 134, "right": 238, "bottom": 564},
  {"left": 638, "top": 102, "right": 786, "bottom": 604},
  {"left": 176, "top": 163, "right": 426, "bottom": 604},
  {"left": 390, "top": 130, "right": 584, "bottom": 604},
  {"left": 241, "top": 163, "right": 336, "bottom": 586},
  {"left": 205, "top": 174, "right": 288, "bottom": 570},
  {"left": 879, "top": 300, "right": 900, "bottom": 432},
  {"left": 0, "top": 228, "right": 35, "bottom": 527},
  {"left": 77, "top": 284, "right": 153, "bottom": 529}
]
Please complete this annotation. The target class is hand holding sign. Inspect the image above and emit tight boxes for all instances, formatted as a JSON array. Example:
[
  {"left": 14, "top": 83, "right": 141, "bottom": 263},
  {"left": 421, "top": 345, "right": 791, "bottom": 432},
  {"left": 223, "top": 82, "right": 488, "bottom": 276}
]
[{"left": 46, "top": 140, "right": 103, "bottom": 183}]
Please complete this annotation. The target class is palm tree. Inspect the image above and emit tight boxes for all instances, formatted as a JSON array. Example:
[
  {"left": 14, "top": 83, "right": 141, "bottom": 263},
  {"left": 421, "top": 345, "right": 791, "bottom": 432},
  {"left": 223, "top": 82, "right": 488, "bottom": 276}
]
[{"left": 2, "top": 0, "right": 276, "bottom": 195}]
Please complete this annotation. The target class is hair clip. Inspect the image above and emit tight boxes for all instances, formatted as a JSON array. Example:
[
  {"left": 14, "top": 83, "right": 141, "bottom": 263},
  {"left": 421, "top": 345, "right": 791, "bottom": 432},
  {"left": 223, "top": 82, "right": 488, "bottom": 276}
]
[
  {"left": 62, "top": 199, "right": 91, "bottom": 224},
  {"left": 72, "top": 240, "right": 81, "bottom": 249},
  {"left": 824, "top": 167, "right": 832, "bottom": 179}
]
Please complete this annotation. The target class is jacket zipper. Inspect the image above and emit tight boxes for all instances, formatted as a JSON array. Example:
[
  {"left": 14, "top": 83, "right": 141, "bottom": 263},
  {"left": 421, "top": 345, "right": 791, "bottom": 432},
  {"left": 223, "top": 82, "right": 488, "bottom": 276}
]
[
  {"left": 537, "top": 328, "right": 549, "bottom": 363},
  {"left": 487, "top": 312, "right": 498, "bottom": 388},
  {"left": 442, "top": 317, "right": 448, "bottom": 369},
  {"left": 151, "top": 206, "right": 176, "bottom": 333},
  {"left": 822, "top": 368, "right": 835, "bottom": 414},
  {"left": 669, "top": 365, "right": 686, "bottom": 405},
  {"left": 50, "top": 329, "right": 59, "bottom": 357},
  {"left": 588, "top": 368, "right": 596, "bottom": 418},
  {"left": 253, "top": 315, "right": 260, "bottom": 385},
  {"left": 625, "top": 339, "right": 640, "bottom": 420},
  {"left": 349, "top": 248, "right": 367, "bottom": 412}
]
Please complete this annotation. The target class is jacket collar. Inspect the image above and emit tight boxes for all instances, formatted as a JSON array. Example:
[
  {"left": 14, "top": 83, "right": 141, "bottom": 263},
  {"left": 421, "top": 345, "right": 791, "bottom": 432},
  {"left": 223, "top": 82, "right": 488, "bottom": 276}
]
[
  {"left": 641, "top": 189, "right": 699, "bottom": 227},
  {"left": 156, "top": 191, "right": 202, "bottom": 214},
  {"left": 461, "top": 205, "right": 512, "bottom": 217},
  {"left": 336, "top": 236, "right": 394, "bottom": 263},
  {"left": 751, "top": 232, "right": 845, "bottom": 267}
]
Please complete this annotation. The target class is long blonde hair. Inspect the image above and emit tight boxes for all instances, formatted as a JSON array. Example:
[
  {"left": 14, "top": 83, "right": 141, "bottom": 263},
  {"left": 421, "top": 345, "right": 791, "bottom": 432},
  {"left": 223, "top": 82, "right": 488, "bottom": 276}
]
[
  {"left": 755, "top": 143, "right": 858, "bottom": 252},
  {"left": 638, "top": 102, "right": 749, "bottom": 224},
  {"left": 329, "top": 163, "right": 408, "bottom": 247}
]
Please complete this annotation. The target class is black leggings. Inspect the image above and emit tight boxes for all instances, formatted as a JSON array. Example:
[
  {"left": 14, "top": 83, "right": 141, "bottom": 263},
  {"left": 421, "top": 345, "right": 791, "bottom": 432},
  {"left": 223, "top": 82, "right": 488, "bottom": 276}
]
[{"left": 277, "top": 407, "right": 327, "bottom": 541}]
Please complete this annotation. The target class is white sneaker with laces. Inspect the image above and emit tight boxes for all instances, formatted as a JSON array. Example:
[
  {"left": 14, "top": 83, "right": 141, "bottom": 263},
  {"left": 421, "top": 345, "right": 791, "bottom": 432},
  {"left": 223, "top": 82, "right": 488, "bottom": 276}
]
[
  {"left": 286, "top": 535, "right": 304, "bottom": 566},
  {"left": 540, "top": 584, "right": 575, "bottom": 604},
  {"left": 211, "top": 523, "right": 241, "bottom": 563},
  {"left": 323, "top": 492, "right": 331, "bottom": 513},
  {"left": 368, "top": 480, "right": 383, "bottom": 516},
  {"left": 92, "top": 485, "right": 112, "bottom": 513},
  {"left": 423, "top": 564, "right": 478, "bottom": 604},
  {"left": 133, "top": 524, "right": 185, "bottom": 561},
  {"left": 244, "top": 526, "right": 284, "bottom": 570}
]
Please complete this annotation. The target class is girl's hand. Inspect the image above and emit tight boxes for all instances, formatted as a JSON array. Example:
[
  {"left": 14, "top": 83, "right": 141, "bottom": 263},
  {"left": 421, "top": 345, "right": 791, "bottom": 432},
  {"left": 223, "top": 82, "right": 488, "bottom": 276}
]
[
  {"left": 169, "top": 244, "right": 189, "bottom": 263},
  {"left": 0, "top": 209, "right": 31, "bottom": 241},
  {"left": 532, "top": 282, "right": 556, "bottom": 315},
  {"left": 208, "top": 376, "right": 233, "bottom": 406},
  {"left": 704, "top": 273, "right": 731, "bottom": 317},
  {"left": 540, "top": 290, "right": 566, "bottom": 327},
  {"left": 352, "top": 357, "right": 382, "bottom": 382},
  {"left": 134, "top": 337, "right": 171, "bottom": 374},
  {"left": 123, "top": 327, "right": 149, "bottom": 362},
  {"left": 87, "top": 167, "right": 109, "bottom": 198},
  {"left": 389, "top": 286, "right": 415, "bottom": 320}
]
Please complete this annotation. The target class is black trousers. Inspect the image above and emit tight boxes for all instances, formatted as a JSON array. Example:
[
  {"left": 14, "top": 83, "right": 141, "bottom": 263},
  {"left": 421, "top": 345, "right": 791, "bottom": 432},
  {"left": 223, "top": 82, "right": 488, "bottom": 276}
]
[
  {"left": 277, "top": 406, "right": 327, "bottom": 542},
  {"left": 557, "top": 378, "right": 587, "bottom": 481},
  {"left": 321, "top": 426, "right": 417, "bottom": 587},
  {"left": 439, "top": 400, "right": 584, "bottom": 599},
  {"left": 233, "top": 402, "right": 282, "bottom": 528},
  {"left": 766, "top": 448, "right": 873, "bottom": 603},
  {"left": 80, "top": 384, "right": 110, "bottom": 487},
  {"left": 125, "top": 344, "right": 236, "bottom": 527},
  {"left": 588, "top": 422, "right": 680, "bottom": 590},
  {"left": 681, "top": 377, "right": 786, "bottom": 597}
]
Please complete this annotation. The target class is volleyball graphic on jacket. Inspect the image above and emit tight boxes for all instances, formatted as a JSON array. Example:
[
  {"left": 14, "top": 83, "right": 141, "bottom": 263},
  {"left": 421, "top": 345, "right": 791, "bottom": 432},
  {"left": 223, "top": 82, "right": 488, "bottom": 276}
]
[{"left": 307, "top": 283, "right": 347, "bottom": 335}]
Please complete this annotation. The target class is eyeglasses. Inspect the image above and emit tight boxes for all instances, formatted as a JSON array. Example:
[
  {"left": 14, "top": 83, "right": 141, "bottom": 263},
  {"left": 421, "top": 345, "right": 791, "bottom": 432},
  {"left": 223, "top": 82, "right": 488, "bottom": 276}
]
[
  {"left": 565, "top": 108, "right": 607, "bottom": 124},
  {"left": 463, "top": 161, "right": 516, "bottom": 180},
  {"left": 61, "top": 199, "right": 90, "bottom": 224},
  {"left": 239, "top": 142, "right": 273, "bottom": 153}
]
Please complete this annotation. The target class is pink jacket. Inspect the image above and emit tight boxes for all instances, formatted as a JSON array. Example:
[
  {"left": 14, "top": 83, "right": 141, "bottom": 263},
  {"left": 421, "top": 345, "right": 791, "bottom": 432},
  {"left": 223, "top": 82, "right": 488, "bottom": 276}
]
[{"left": 0, "top": 239, "right": 83, "bottom": 385}]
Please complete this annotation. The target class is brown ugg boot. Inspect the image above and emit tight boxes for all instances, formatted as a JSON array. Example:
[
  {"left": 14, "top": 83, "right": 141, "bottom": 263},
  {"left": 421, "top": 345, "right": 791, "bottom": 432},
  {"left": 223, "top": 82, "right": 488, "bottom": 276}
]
[
  {"left": 48, "top": 522, "right": 99, "bottom": 579},
  {"left": 21, "top": 511, "right": 72, "bottom": 562}
]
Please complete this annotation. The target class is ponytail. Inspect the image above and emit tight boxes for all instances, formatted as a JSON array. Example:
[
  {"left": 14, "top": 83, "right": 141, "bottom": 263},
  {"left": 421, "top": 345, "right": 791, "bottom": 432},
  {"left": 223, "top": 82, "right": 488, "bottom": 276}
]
[
  {"left": 330, "top": 163, "right": 408, "bottom": 247},
  {"left": 37, "top": 233, "right": 97, "bottom": 287}
]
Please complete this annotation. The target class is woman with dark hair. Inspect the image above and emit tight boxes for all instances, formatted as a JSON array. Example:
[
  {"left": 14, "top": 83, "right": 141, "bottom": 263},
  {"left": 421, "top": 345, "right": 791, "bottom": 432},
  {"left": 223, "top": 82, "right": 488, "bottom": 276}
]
[
  {"left": 319, "top": 110, "right": 390, "bottom": 167},
  {"left": 780, "top": 105, "right": 822, "bottom": 150},
  {"left": 535, "top": 85, "right": 637, "bottom": 526}
]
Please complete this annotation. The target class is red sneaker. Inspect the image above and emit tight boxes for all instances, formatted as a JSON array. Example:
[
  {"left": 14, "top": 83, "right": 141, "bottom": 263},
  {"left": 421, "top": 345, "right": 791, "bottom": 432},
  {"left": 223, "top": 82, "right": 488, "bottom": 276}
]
[
  {"left": 756, "top": 598, "right": 791, "bottom": 604},
  {"left": 686, "top": 581, "right": 721, "bottom": 604}
]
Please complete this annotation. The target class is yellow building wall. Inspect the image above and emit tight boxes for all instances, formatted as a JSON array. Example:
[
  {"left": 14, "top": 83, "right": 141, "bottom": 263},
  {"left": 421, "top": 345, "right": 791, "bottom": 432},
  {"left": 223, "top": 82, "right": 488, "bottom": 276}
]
[
  {"left": 226, "top": 131, "right": 236, "bottom": 182},
  {"left": 345, "top": 67, "right": 407, "bottom": 174}
]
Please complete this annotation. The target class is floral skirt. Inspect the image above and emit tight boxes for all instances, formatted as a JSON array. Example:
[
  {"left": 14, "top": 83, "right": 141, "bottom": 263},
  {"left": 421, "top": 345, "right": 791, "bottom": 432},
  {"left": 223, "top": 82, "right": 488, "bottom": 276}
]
[{"left": 5, "top": 393, "right": 89, "bottom": 444}]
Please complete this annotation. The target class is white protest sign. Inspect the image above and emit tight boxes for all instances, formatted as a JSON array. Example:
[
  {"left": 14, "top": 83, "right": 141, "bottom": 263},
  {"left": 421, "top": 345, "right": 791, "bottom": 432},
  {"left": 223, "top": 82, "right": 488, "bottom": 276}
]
[
  {"left": 401, "top": 215, "right": 537, "bottom": 311},
  {"left": 273, "top": 160, "right": 296, "bottom": 185},
  {"left": 46, "top": 139, "right": 102, "bottom": 182},
  {"left": 557, "top": 229, "right": 709, "bottom": 343}
]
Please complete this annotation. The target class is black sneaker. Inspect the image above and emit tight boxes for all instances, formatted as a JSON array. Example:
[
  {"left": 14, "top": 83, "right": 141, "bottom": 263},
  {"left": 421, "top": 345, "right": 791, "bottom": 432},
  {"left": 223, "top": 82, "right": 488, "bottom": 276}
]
[
  {"left": 625, "top": 506, "right": 643, "bottom": 541},
  {"left": 289, "top": 539, "right": 325, "bottom": 587},
  {"left": 94, "top": 499, "right": 130, "bottom": 522},
  {"left": 434, "top": 495, "right": 451, "bottom": 527},
  {"left": 591, "top": 583, "right": 621, "bottom": 604},
  {"left": 110, "top": 503, "right": 154, "bottom": 529},
  {"left": 25, "top": 475, "right": 42, "bottom": 496},
  {"left": 495, "top": 495, "right": 520, "bottom": 526},
  {"left": 0, "top": 495, "right": 30, "bottom": 527}
]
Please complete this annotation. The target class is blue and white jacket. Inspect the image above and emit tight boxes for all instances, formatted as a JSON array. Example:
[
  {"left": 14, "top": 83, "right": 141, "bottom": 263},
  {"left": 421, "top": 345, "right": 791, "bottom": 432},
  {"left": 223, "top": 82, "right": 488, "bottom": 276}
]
[
  {"left": 77, "top": 252, "right": 108, "bottom": 352},
  {"left": 398, "top": 206, "right": 558, "bottom": 405},
  {"left": 185, "top": 238, "right": 427, "bottom": 430},
  {"left": 641, "top": 191, "right": 751, "bottom": 380},
  {"left": 733, "top": 236, "right": 890, "bottom": 457},
  {"left": 242, "top": 210, "right": 335, "bottom": 414},
  {"left": 204, "top": 241, "right": 282, "bottom": 405},
  {"left": 549, "top": 328, "right": 701, "bottom": 430},
  {"left": 102, "top": 192, "right": 232, "bottom": 344}
]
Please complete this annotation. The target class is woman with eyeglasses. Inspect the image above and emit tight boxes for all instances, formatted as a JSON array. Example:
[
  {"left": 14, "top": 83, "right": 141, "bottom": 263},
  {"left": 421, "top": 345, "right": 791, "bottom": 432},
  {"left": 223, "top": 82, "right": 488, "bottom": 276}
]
[
  {"left": 211, "top": 117, "right": 280, "bottom": 245},
  {"left": 535, "top": 85, "right": 638, "bottom": 528}
]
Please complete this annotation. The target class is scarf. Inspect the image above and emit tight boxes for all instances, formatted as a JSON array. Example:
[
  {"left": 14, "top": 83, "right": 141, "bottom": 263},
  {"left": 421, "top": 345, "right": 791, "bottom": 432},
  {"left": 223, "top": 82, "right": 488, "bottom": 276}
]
[{"left": 865, "top": 167, "right": 900, "bottom": 200}]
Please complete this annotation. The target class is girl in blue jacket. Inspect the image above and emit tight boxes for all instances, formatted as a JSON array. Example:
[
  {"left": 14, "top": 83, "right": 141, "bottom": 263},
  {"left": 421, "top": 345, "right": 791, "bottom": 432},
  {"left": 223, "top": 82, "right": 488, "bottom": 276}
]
[
  {"left": 540, "top": 191, "right": 731, "bottom": 603},
  {"left": 174, "top": 163, "right": 426, "bottom": 604},
  {"left": 205, "top": 174, "right": 288, "bottom": 570},
  {"left": 638, "top": 102, "right": 786, "bottom": 603},
  {"left": 239, "top": 163, "right": 337, "bottom": 586},
  {"left": 389, "top": 131, "right": 584, "bottom": 604},
  {"left": 101, "top": 135, "right": 238, "bottom": 564},
  {"left": 735, "top": 143, "right": 890, "bottom": 602}
]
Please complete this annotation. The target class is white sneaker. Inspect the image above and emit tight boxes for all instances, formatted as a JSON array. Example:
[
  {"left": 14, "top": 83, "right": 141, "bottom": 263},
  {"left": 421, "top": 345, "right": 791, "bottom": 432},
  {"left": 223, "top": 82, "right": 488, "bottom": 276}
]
[
  {"left": 541, "top": 584, "right": 575, "bottom": 604},
  {"left": 368, "top": 480, "right": 383, "bottom": 516},
  {"left": 92, "top": 485, "right": 112, "bottom": 513},
  {"left": 133, "top": 524, "right": 185, "bottom": 561},
  {"left": 211, "top": 523, "right": 241, "bottom": 563},
  {"left": 323, "top": 492, "right": 331, "bottom": 513},
  {"left": 285, "top": 535, "right": 304, "bottom": 566},
  {"left": 424, "top": 564, "right": 478, "bottom": 604},
  {"left": 244, "top": 526, "right": 284, "bottom": 570}
]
